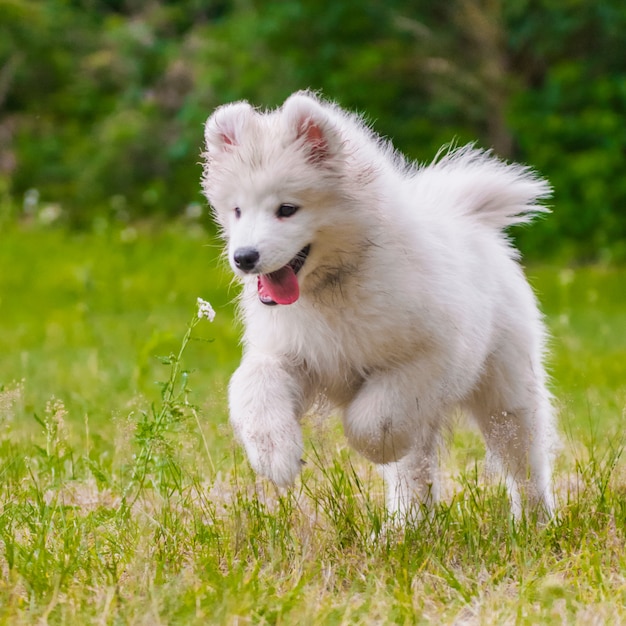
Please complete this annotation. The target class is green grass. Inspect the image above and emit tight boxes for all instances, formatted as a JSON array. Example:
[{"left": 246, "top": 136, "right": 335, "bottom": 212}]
[{"left": 0, "top": 222, "right": 625, "bottom": 624}]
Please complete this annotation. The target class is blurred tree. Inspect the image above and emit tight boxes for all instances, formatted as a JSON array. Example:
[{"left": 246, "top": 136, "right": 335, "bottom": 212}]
[
  {"left": 504, "top": 0, "right": 626, "bottom": 258},
  {"left": 1, "top": 0, "right": 624, "bottom": 258}
]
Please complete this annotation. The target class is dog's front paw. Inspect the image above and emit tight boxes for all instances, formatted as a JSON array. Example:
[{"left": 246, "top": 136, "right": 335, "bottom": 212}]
[{"left": 239, "top": 425, "right": 304, "bottom": 487}]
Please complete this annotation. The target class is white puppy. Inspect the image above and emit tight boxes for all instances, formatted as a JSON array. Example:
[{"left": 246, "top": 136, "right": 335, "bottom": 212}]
[{"left": 202, "top": 91, "right": 557, "bottom": 520}]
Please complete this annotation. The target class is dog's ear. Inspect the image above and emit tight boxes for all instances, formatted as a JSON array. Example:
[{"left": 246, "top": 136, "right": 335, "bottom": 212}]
[
  {"left": 204, "top": 102, "right": 255, "bottom": 153},
  {"left": 282, "top": 92, "right": 340, "bottom": 163}
]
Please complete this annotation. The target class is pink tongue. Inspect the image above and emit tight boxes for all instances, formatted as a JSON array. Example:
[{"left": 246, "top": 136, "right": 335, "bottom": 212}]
[{"left": 258, "top": 265, "right": 300, "bottom": 305}]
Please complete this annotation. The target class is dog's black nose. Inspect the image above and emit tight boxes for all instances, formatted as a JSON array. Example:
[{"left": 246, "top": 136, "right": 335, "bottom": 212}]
[{"left": 233, "top": 247, "right": 260, "bottom": 272}]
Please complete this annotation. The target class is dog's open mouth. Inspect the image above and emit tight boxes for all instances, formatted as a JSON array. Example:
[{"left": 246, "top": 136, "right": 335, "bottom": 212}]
[{"left": 257, "top": 245, "right": 311, "bottom": 306}]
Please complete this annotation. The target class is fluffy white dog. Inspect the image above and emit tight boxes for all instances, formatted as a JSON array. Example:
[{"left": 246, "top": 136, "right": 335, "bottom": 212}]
[{"left": 202, "top": 91, "right": 557, "bottom": 521}]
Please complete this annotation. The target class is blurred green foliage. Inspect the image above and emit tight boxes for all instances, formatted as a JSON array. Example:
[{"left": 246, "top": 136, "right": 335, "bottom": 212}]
[
  {"left": 1, "top": 0, "right": 625, "bottom": 258},
  {"left": 0, "top": 220, "right": 238, "bottom": 422}
]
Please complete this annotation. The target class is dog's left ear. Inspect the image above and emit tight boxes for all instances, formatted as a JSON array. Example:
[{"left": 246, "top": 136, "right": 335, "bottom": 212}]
[{"left": 282, "top": 92, "right": 340, "bottom": 163}]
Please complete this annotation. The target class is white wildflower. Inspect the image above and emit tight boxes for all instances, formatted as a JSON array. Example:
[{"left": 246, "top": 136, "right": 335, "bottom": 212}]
[{"left": 197, "top": 297, "right": 216, "bottom": 322}]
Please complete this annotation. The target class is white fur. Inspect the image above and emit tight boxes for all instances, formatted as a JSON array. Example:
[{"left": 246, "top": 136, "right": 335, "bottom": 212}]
[{"left": 202, "top": 91, "right": 557, "bottom": 521}]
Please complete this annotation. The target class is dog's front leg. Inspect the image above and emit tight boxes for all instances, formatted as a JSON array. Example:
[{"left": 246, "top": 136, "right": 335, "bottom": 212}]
[
  {"left": 343, "top": 366, "right": 425, "bottom": 466},
  {"left": 343, "top": 364, "right": 443, "bottom": 520},
  {"left": 228, "top": 351, "right": 306, "bottom": 487}
]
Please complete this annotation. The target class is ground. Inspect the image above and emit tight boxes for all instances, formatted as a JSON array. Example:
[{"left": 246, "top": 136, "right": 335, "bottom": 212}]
[{"left": 0, "top": 222, "right": 625, "bottom": 624}]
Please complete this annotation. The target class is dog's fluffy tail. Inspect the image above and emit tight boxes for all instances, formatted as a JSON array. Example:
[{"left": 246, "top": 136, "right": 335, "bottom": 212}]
[{"left": 425, "top": 145, "right": 552, "bottom": 230}]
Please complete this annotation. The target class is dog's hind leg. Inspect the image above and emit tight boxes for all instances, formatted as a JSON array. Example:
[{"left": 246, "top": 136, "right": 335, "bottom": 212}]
[
  {"left": 466, "top": 347, "right": 556, "bottom": 520},
  {"left": 478, "top": 405, "right": 555, "bottom": 520}
]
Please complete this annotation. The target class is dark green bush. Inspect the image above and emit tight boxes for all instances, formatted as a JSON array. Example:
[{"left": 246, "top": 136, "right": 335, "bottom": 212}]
[{"left": 2, "top": 0, "right": 625, "bottom": 259}]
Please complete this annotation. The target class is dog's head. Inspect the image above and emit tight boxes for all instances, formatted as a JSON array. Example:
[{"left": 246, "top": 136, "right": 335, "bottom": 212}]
[{"left": 201, "top": 92, "right": 351, "bottom": 306}]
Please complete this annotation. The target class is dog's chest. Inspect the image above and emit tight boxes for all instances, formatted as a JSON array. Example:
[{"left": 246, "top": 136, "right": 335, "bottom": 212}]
[{"left": 247, "top": 299, "right": 426, "bottom": 381}]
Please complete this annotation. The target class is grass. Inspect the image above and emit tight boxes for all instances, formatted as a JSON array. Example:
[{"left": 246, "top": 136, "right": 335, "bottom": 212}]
[{"left": 0, "top": 221, "right": 625, "bottom": 624}]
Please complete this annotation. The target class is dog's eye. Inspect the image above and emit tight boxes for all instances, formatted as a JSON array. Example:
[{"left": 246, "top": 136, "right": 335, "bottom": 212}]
[
  {"left": 276, "top": 204, "right": 299, "bottom": 218},
  {"left": 234, "top": 207, "right": 241, "bottom": 218}
]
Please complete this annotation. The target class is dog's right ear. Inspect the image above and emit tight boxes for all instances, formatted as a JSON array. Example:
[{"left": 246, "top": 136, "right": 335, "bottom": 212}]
[{"left": 204, "top": 102, "right": 255, "bottom": 153}]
